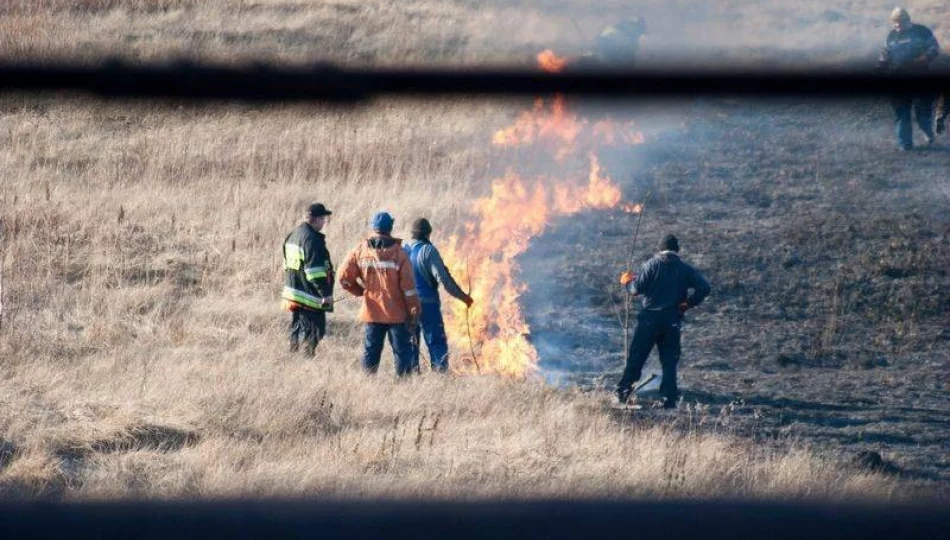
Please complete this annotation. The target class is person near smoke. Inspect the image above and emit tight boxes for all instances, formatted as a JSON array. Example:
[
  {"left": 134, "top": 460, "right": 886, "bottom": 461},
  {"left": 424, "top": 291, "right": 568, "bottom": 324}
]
[
  {"left": 878, "top": 7, "right": 940, "bottom": 151},
  {"left": 617, "top": 234, "right": 710, "bottom": 409},
  {"left": 402, "top": 218, "right": 474, "bottom": 373},
  {"left": 281, "top": 203, "right": 335, "bottom": 356},
  {"left": 595, "top": 18, "right": 647, "bottom": 66},
  {"left": 339, "top": 211, "right": 421, "bottom": 376},
  {"left": 569, "top": 18, "right": 647, "bottom": 71}
]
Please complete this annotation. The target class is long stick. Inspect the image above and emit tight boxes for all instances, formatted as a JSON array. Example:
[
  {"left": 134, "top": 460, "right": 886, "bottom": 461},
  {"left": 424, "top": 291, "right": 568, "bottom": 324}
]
[
  {"left": 570, "top": 18, "right": 589, "bottom": 41},
  {"left": 623, "top": 192, "right": 651, "bottom": 358},
  {"left": 464, "top": 257, "right": 480, "bottom": 373}
]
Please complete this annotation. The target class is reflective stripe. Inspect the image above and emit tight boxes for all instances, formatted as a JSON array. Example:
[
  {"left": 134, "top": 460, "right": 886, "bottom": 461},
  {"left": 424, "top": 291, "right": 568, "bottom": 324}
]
[
  {"left": 403, "top": 289, "right": 418, "bottom": 297},
  {"left": 284, "top": 243, "right": 305, "bottom": 270},
  {"left": 358, "top": 260, "right": 398, "bottom": 270},
  {"left": 305, "top": 265, "right": 328, "bottom": 281},
  {"left": 281, "top": 287, "right": 323, "bottom": 310}
]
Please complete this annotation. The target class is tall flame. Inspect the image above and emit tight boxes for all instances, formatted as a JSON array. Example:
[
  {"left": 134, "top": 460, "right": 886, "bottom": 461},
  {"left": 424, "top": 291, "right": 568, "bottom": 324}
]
[
  {"left": 491, "top": 96, "right": 582, "bottom": 161},
  {"left": 441, "top": 51, "right": 645, "bottom": 377}
]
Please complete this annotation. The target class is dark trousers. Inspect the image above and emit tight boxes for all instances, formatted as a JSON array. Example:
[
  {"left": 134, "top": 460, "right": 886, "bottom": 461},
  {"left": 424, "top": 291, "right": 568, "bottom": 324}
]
[
  {"left": 363, "top": 323, "right": 414, "bottom": 376},
  {"left": 411, "top": 301, "right": 450, "bottom": 372},
  {"left": 289, "top": 309, "right": 326, "bottom": 356},
  {"left": 618, "top": 309, "right": 682, "bottom": 401},
  {"left": 937, "top": 94, "right": 949, "bottom": 131},
  {"left": 892, "top": 94, "right": 936, "bottom": 148}
]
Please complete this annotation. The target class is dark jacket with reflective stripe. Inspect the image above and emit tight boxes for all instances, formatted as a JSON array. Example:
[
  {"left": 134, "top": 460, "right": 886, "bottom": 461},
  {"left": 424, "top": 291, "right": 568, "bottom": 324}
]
[
  {"left": 403, "top": 239, "right": 467, "bottom": 304},
  {"left": 282, "top": 222, "right": 334, "bottom": 311},
  {"left": 880, "top": 24, "right": 940, "bottom": 71},
  {"left": 626, "top": 251, "right": 710, "bottom": 311}
]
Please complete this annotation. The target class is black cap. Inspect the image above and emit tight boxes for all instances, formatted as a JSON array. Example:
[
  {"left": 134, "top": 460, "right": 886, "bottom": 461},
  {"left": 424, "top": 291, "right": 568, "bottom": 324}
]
[
  {"left": 307, "top": 203, "right": 332, "bottom": 218},
  {"left": 660, "top": 234, "right": 679, "bottom": 252},
  {"left": 411, "top": 218, "right": 433, "bottom": 238}
]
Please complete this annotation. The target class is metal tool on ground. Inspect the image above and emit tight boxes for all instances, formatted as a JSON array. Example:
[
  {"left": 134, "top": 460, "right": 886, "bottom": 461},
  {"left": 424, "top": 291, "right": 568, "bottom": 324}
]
[
  {"left": 617, "top": 374, "right": 659, "bottom": 409},
  {"left": 632, "top": 373, "right": 658, "bottom": 394}
]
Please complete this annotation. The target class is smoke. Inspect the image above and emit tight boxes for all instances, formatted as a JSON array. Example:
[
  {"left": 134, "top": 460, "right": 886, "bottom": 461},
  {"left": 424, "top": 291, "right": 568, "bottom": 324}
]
[{"left": 520, "top": 1, "right": 911, "bottom": 70}]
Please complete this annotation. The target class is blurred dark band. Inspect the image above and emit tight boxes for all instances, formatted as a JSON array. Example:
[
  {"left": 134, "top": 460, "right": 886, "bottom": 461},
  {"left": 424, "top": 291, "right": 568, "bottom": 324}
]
[
  {"left": 1, "top": 500, "right": 949, "bottom": 540},
  {"left": 3, "top": 61, "right": 950, "bottom": 102}
]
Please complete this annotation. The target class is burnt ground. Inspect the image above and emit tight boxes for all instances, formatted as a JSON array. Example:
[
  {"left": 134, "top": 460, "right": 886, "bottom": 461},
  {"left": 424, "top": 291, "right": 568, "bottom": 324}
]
[{"left": 519, "top": 98, "right": 950, "bottom": 496}]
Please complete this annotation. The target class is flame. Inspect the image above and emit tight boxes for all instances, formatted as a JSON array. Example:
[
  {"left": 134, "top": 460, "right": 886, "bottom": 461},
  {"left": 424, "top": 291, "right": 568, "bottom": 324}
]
[
  {"left": 492, "top": 96, "right": 583, "bottom": 161},
  {"left": 442, "top": 159, "right": 624, "bottom": 376},
  {"left": 441, "top": 50, "right": 646, "bottom": 377},
  {"left": 537, "top": 49, "right": 569, "bottom": 73},
  {"left": 592, "top": 119, "right": 647, "bottom": 146},
  {"left": 622, "top": 202, "right": 644, "bottom": 214}
]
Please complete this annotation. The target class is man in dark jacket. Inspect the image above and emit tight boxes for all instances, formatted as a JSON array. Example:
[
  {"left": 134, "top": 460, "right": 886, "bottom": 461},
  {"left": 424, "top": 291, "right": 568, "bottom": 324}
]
[
  {"left": 878, "top": 8, "right": 940, "bottom": 151},
  {"left": 402, "top": 218, "right": 473, "bottom": 372},
  {"left": 617, "top": 234, "right": 710, "bottom": 409},
  {"left": 281, "top": 203, "right": 334, "bottom": 356}
]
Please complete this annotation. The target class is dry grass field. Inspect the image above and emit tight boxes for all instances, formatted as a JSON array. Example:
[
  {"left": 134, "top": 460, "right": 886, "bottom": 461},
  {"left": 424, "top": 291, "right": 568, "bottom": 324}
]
[{"left": 0, "top": 1, "right": 948, "bottom": 500}]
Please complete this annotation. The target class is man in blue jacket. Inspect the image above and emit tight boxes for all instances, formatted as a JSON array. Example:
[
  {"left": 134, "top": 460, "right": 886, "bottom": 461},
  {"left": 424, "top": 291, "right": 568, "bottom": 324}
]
[
  {"left": 617, "top": 234, "right": 710, "bottom": 409},
  {"left": 879, "top": 8, "right": 940, "bottom": 151},
  {"left": 403, "top": 218, "right": 473, "bottom": 372}
]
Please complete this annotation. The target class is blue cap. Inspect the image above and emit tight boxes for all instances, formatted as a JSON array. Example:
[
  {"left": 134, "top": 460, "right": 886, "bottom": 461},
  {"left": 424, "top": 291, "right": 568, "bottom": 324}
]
[{"left": 371, "top": 211, "right": 394, "bottom": 233}]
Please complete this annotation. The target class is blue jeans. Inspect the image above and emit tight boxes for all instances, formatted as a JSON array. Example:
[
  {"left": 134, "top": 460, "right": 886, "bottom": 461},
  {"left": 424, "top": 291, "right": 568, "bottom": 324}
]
[
  {"left": 618, "top": 309, "right": 683, "bottom": 401},
  {"left": 892, "top": 94, "right": 936, "bottom": 148},
  {"left": 411, "top": 301, "right": 450, "bottom": 372},
  {"left": 362, "top": 323, "right": 414, "bottom": 376}
]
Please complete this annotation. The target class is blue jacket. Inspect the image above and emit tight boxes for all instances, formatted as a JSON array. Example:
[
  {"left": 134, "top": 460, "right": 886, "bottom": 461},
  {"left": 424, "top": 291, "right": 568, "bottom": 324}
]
[
  {"left": 880, "top": 24, "right": 940, "bottom": 71},
  {"left": 403, "top": 239, "right": 467, "bottom": 304},
  {"left": 626, "top": 251, "right": 710, "bottom": 311}
]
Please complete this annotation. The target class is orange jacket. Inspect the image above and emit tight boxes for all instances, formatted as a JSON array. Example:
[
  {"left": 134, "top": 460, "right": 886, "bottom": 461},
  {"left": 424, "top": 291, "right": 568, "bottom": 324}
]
[{"left": 339, "top": 234, "right": 421, "bottom": 324}]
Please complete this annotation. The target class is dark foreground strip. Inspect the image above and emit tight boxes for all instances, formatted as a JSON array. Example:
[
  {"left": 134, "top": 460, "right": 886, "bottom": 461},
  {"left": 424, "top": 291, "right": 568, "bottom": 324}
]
[
  {"left": 3, "top": 62, "right": 950, "bottom": 102},
  {"left": 0, "top": 500, "right": 948, "bottom": 540}
]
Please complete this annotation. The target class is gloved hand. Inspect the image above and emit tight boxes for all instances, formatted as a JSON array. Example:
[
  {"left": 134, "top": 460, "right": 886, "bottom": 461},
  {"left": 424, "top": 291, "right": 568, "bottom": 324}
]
[
  {"left": 912, "top": 54, "right": 932, "bottom": 67},
  {"left": 619, "top": 271, "right": 636, "bottom": 287},
  {"left": 462, "top": 294, "right": 474, "bottom": 308},
  {"left": 677, "top": 300, "right": 691, "bottom": 314},
  {"left": 320, "top": 296, "right": 334, "bottom": 308}
]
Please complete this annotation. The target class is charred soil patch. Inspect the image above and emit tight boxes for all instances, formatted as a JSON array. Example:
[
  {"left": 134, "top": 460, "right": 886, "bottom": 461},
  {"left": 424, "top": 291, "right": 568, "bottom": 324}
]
[{"left": 522, "top": 99, "right": 950, "bottom": 494}]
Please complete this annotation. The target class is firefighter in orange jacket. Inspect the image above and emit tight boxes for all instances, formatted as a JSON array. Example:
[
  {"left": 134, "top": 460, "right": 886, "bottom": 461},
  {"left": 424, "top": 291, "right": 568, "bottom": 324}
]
[{"left": 339, "top": 211, "right": 421, "bottom": 376}]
